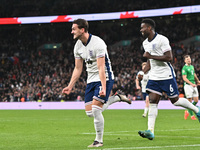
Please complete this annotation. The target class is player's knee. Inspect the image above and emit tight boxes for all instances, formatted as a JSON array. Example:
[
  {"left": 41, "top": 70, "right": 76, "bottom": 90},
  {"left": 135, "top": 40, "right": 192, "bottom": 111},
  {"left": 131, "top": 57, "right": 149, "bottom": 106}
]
[
  {"left": 85, "top": 110, "right": 93, "bottom": 117},
  {"left": 170, "top": 96, "right": 179, "bottom": 104},
  {"left": 92, "top": 105, "right": 102, "bottom": 117}
]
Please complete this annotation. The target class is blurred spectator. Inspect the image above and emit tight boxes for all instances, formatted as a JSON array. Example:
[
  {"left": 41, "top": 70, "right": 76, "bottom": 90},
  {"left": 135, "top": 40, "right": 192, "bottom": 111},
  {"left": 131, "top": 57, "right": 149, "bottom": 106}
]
[{"left": 0, "top": 2, "right": 200, "bottom": 101}]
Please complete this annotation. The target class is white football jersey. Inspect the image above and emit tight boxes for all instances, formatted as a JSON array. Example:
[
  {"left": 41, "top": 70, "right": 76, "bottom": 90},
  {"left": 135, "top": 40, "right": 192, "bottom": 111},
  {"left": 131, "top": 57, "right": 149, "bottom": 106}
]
[
  {"left": 136, "top": 71, "right": 149, "bottom": 93},
  {"left": 142, "top": 33, "right": 176, "bottom": 80},
  {"left": 74, "top": 34, "right": 114, "bottom": 83}
]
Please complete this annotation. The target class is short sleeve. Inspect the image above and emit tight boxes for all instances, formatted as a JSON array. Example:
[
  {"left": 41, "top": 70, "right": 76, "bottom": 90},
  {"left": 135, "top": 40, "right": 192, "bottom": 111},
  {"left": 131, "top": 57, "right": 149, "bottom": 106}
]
[
  {"left": 182, "top": 66, "right": 187, "bottom": 75},
  {"left": 142, "top": 40, "right": 151, "bottom": 53},
  {"left": 161, "top": 36, "right": 171, "bottom": 53},
  {"left": 74, "top": 42, "right": 81, "bottom": 59},
  {"left": 95, "top": 38, "right": 106, "bottom": 58},
  {"left": 136, "top": 71, "right": 144, "bottom": 79}
]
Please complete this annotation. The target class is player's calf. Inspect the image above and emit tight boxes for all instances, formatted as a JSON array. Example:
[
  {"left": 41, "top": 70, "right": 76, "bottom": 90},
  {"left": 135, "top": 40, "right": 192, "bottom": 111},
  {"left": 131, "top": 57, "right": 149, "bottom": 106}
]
[{"left": 86, "top": 110, "right": 93, "bottom": 117}]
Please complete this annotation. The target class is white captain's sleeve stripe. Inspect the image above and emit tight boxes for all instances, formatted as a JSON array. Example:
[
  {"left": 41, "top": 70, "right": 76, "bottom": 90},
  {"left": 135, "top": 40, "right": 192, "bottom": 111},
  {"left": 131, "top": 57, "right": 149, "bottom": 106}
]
[
  {"left": 75, "top": 57, "right": 81, "bottom": 59},
  {"left": 96, "top": 55, "right": 105, "bottom": 58},
  {"left": 163, "top": 49, "right": 171, "bottom": 53}
]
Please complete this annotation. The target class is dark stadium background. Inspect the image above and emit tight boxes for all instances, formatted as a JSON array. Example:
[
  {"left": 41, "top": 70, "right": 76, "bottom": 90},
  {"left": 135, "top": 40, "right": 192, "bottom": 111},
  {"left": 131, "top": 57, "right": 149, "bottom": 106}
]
[{"left": 0, "top": 0, "right": 200, "bottom": 102}]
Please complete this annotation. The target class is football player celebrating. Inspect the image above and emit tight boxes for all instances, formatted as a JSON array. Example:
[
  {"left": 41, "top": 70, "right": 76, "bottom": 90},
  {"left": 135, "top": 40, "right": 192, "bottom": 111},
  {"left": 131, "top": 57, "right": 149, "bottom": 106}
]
[
  {"left": 138, "top": 18, "right": 200, "bottom": 140},
  {"left": 62, "top": 19, "right": 131, "bottom": 147}
]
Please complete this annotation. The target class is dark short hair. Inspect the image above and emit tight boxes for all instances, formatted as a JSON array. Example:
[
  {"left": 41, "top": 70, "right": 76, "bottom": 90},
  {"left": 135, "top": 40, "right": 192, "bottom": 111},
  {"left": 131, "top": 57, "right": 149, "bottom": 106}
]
[
  {"left": 184, "top": 55, "right": 190, "bottom": 60},
  {"left": 141, "top": 18, "right": 156, "bottom": 29},
  {"left": 73, "top": 19, "right": 89, "bottom": 32}
]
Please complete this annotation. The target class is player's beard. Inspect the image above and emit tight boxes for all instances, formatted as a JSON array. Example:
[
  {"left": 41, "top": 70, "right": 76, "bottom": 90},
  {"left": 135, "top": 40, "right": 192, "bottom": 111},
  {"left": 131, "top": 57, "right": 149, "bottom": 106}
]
[
  {"left": 186, "top": 60, "right": 191, "bottom": 65},
  {"left": 73, "top": 32, "right": 83, "bottom": 40},
  {"left": 142, "top": 32, "right": 149, "bottom": 39}
]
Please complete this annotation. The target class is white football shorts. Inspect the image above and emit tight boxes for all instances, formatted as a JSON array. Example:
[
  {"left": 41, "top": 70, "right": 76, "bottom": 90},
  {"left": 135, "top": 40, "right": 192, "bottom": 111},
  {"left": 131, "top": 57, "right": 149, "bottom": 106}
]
[{"left": 184, "top": 84, "right": 199, "bottom": 98}]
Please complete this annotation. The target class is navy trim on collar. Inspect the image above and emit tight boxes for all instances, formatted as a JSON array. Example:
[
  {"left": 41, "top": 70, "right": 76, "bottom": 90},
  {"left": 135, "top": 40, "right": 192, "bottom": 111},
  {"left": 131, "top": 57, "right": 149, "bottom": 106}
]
[
  {"left": 85, "top": 33, "right": 92, "bottom": 46},
  {"left": 148, "top": 32, "right": 157, "bottom": 42}
]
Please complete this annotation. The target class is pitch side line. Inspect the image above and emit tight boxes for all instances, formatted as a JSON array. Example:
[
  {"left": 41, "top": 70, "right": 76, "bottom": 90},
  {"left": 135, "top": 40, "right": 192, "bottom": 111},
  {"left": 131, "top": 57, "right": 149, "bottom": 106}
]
[
  {"left": 82, "top": 128, "right": 199, "bottom": 135},
  {"left": 85, "top": 144, "right": 200, "bottom": 150},
  {"left": 82, "top": 133, "right": 200, "bottom": 139}
]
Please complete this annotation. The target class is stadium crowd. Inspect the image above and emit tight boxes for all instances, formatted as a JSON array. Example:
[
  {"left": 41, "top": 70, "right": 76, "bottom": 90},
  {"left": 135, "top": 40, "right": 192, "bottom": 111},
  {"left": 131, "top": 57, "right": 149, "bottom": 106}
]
[{"left": 0, "top": 1, "right": 200, "bottom": 102}]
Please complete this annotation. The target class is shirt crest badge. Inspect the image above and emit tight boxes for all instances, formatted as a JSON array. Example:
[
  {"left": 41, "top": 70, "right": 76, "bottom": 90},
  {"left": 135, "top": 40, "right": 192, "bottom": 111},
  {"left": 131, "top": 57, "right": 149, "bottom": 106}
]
[
  {"left": 152, "top": 44, "right": 156, "bottom": 50},
  {"left": 89, "top": 50, "right": 93, "bottom": 57}
]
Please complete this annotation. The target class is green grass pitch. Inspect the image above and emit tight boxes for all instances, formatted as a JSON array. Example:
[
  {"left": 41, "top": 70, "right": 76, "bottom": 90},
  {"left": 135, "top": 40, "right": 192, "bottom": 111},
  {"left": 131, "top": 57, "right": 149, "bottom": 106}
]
[{"left": 0, "top": 109, "right": 200, "bottom": 150}]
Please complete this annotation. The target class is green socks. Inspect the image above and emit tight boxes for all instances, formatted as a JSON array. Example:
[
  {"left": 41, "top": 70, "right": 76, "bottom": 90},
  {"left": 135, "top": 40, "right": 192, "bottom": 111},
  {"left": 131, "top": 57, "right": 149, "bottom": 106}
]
[{"left": 188, "top": 101, "right": 197, "bottom": 116}]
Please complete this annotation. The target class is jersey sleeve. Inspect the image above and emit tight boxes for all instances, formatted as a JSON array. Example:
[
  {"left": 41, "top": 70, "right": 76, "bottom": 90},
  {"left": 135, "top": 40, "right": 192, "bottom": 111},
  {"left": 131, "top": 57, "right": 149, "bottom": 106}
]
[
  {"left": 142, "top": 41, "right": 150, "bottom": 53},
  {"left": 182, "top": 66, "right": 187, "bottom": 75},
  {"left": 73, "top": 42, "right": 81, "bottom": 59},
  {"left": 160, "top": 36, "right": 171, "bottom": 53},
  {"left": 136, "top": 71, "right": 144, "bottom": 79},
  {"left": 95, "top": 38, "right": 106, "bottom": 58}
]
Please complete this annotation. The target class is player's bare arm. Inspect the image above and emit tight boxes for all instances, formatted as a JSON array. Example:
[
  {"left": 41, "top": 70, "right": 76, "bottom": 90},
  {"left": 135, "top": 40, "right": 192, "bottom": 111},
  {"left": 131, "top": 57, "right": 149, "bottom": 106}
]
[
  {"left": 135, "top": 78, "right": 141, "bottom": 90},
  {"left": 62, "top": 58, "right": 83, "bottom": 95},
  {"left": 194, "top": 73, "right": 200, "bottom": 85},
  {"left": 143, "top": 50, "right": 172, "bottom": 62},
  {"left": 182, "top": 75, "right": 197, "bottom": 87},
  {"left": 97, "top": 56, "right": 106, "bottom": 97}
]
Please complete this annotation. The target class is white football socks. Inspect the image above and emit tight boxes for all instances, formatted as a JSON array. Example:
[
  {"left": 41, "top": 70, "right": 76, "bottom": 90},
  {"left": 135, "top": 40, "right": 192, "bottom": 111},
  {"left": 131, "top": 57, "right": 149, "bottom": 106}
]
[
  {"left": 148, "top": 104, "right": 158, "bottom": 134},
  {"left": 92, "top": 105, "right": 104, "bottom": 143},
  {"left": 174, "top": 98, "right": 199, "bottom": 113},
  {"left": 102, "top": 95, "right": 120, "bottom": 112},
  {"left": 86, "top": 110, "right": 94, "bottom": 117},
  {"left": 144, "top": 106, "right": 149, "bottom": 115}
]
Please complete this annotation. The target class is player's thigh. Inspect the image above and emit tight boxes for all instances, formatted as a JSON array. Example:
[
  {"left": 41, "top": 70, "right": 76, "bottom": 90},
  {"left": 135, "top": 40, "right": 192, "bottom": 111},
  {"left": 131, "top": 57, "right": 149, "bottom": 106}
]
[
  {"left": 148, "top": 92, "right": 161, "bottom": 104},
  {"left": 92, "top": 99, "right": 103, "bottom": 108},
  {"left": 184, "top": 84, "right": 193, "bottom": 98},
  {"left": 85, "top": 99, "right": 103, "bottom": 111},
  {"left": 193, "top": 87, "right": 199, "bottom": 100}
]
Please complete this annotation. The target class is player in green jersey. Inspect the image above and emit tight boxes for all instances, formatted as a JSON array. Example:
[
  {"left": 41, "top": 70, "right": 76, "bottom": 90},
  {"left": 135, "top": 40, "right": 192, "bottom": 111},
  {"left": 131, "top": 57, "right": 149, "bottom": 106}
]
[{"left": 182, "top": 55, "right": 200, "bottom": 120}]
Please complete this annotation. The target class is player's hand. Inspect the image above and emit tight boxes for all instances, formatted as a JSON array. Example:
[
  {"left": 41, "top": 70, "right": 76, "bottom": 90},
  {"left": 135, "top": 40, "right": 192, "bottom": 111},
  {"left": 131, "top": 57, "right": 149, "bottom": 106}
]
[
  {"left": 136, "top": 86, "right": 141, "bottom": 90},
  {"left": 197, "top": 81, "right": 200, "bottom": 86},
  {"left": 99, "top": 89, "right": 106, "bottom": 97},
  {"left": 143, "top": 52, "right": 151, "bottom": 59},
  {"left": 191, "top": 83, "right": 197, "bottom": 87},
  {"left": 62, "top": 86, "right": 72, "bottom": 95}
]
